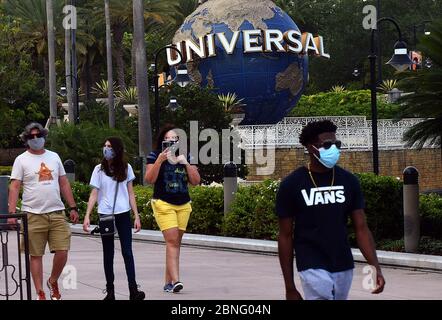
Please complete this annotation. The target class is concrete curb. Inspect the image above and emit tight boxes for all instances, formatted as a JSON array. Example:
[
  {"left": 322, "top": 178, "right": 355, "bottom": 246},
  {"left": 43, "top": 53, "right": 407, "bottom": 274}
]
[{"left": 71, "top": 225, "right": 442, "bottom": 271}]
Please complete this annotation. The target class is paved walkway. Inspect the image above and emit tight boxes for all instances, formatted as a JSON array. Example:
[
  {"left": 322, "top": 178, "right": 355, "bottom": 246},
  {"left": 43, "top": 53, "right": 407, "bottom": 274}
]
[{"left": 14, "top": 235, "right": 440, "bottom": 300}]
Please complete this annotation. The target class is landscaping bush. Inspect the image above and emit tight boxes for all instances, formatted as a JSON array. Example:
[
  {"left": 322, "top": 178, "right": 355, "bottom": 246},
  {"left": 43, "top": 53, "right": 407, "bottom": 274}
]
[
  {"left": 68, "top": 177, "right": 442, "bottom": 254},
  {"left": 133, "top": 185, "right": 157, "bottom": 230},
  {"left": 188, "top": 186, "right": 224, "bottom": 234},
  {"left": 46, "top": 123, "right": 136, "bottom": 183},
  {"left": 353, "top": 173, "right": 403, "bottom": 242},
  {"left": 378, "top": 237, "right": 442, "bottom": 255},
  {"left": 420, "top": 193, "right": 442, "bottom": 240},
  {"left": 0, "top": 166, "right": 12, "bottom": 175},
  {"left": 70, "top": 182, "right": 96, "bottom": 224},
  {"left": 222, "top": 180, "right": 279, "bottom": 240},
  {"left": 289, "top": 90, "right": 400, "bottom": 119}
]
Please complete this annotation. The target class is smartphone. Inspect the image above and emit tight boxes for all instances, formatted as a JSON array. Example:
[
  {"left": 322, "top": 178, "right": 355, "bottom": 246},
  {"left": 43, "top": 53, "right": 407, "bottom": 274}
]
[{"left": 162, "top": 140, "right": 179, "bottom": 152}]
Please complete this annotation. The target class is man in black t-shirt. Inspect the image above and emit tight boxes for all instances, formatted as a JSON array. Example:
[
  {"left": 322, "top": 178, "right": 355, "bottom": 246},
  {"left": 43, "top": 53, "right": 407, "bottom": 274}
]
[{"left": 276, "top": 120, "right": 385, "bottom": 300}]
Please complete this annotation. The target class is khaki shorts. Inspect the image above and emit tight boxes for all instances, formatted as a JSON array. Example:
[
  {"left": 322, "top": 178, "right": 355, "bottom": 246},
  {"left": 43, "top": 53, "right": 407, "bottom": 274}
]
[
  {"left": 22, "top": 211, "right": 71, "bottom": 256},
  {"left": 151, "top": 199, "right": 192, "bottom": 232}
]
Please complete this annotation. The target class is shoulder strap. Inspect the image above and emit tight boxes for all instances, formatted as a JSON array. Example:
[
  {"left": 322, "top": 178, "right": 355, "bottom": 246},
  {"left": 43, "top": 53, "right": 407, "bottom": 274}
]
[{"left": 111, "top": 180, "right": 119, "bottom": 216}]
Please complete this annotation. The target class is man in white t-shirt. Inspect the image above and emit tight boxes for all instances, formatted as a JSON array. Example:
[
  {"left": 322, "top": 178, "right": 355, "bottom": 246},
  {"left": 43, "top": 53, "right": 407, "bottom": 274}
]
[{"left": 8, "top": 122, "right": 79, "bottom": 300}]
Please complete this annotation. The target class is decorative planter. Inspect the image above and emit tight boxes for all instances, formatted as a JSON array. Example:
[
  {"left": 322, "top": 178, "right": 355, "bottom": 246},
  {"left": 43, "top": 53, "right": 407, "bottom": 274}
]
[
  {"left": 123, "top": 104, "right": 138, "bottom": 117},
  {"left": 61, "top": 102, "right": 84, "bottom": 112},
  {"left": 95, "top": 98, "right": 109, "bottom": 105}
]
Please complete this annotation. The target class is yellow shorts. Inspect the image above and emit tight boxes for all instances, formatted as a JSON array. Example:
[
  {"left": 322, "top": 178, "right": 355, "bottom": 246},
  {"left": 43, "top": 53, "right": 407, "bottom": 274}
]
[
  {"left": 23, "top": 211, "right": 71, "bottom": 256},
  {"left": 151, "top": 199, "right": 192, "bottom": 232}
]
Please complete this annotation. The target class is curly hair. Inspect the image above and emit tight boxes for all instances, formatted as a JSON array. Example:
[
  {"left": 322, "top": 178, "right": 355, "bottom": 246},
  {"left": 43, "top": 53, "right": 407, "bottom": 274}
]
[{"left": 299, "top": 120, "right": 337, "bottom": 146}]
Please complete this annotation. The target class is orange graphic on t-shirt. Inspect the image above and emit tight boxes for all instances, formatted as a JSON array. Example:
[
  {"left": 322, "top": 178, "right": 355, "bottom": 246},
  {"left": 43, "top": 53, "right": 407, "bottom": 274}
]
[{"left": 36, "top": 162, "right": 54, "bottom": 182}]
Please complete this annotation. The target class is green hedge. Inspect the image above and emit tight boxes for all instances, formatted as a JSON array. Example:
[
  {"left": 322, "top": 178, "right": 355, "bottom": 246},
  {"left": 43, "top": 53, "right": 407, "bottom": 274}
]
[
  {"left": 69, "top": 177, "right": 442, "bottom": 246},
  {"left": 289, "top": 90, "right": 400, "bottom": 119},
  {"left": 221, "top": 180, "right": 279, "bottom": 240},
  {"left": 353, "top": 173, "right": 403, "bottom": 241},
  {"left": 0, "top": 166, "right": 12, "bottom": 175},
  {"left": 420, "top": 194, "right": 442, "bottom": 240}
]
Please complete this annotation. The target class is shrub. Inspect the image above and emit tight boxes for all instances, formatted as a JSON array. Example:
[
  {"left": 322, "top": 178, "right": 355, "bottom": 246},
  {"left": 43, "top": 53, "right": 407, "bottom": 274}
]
[
  {"left": 378, "top": 237, "right": 442, "bottom": 255},
  {"left": 69, "top": 176, "right": 442, "bottom": 248},
  {"left": 46, "top": 123, "right": 136, "bottom": 182},
  {"left": 133, "top": 185, "right": 157, "bottom": 230},
  {"left": 420, "top": 193, "right": 442, "bottom": 240},
  {"left": 222, "top": 180, "right": 279, "bottom": 240},
  {"left": 289, "top": 90, "right": 400, "bottom": 119},
  {"left": 188, "top": 186, "right": 224, "bottom": 234},
  {"left": 70, "top": 182, "right": 96, "bottom": 224},
  {"left": 353, "top": 173, "right": 403, "bottom": 242},
  {"left": 0, "top": 166, "right": 12, "bottom": 175}
]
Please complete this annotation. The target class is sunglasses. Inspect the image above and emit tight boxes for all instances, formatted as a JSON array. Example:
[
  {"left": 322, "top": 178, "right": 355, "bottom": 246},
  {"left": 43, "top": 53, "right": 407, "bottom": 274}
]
[
  {"left": 25, "top": 133, "right": 45, "bottom": 140},
  {"left": 315, "top": 140, "right": 342, "bottom": 150}
]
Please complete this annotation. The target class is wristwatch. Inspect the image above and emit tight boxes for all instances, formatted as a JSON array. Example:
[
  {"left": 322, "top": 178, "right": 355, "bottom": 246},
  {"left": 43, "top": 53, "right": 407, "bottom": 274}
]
[{"left": 68, "top": 206, "right": 78, "bottom": 212}]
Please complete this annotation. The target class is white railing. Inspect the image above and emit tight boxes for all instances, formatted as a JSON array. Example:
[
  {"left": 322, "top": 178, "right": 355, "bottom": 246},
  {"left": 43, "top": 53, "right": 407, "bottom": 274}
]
[{"left": 236, "top": 117, "right": 435, "bottom": 150}]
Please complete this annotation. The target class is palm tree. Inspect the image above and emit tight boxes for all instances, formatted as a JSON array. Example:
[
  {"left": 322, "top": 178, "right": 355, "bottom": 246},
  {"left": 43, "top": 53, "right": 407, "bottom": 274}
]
[
  {"left": 4, "top": 0, "right": 62, "bottom": 91},
  {"left": 104, "top": 0, "right": 115, "bottom": 128},
  {"left": 133, "top": 0, "right": 152, "bottom": 159},
  {"left": 46, "top": 0, "right": 57, "bottom": 124},
  {"left": 397, "top": 19, "right": 442, "bottom": 148},
  {"left": 4, "top": 0, "right": 93, "bottom": 96},
  {"left": 64, "top": 6, "right": 74, "bottom": 124}
]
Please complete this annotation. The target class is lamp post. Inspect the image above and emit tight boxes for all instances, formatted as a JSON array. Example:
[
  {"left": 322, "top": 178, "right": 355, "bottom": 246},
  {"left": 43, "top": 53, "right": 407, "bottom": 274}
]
[
  {"left": 412, "top": 20, "right": 432, "bottom": 49},
  {"left": 369, "top": 17, "right": 413, "bottom": 175},
  {"left": 60, "top": 74, "right": 80, "bottom": 124},
  {"left": 70, "top": 0, "right": 79, "bottom": 124},
  {"left": 65, "top": 75, "right": 80, "bottom": 124},
  {"left": 352, "top": 67, "right": 365, "bottom": 89},
  {"left": 153, "top": 46, "right": 191, "bottom": 135}
]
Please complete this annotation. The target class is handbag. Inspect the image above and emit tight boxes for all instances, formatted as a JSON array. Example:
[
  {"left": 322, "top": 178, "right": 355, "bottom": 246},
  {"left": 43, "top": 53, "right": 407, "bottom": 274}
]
[{"left": 98, "top": 181, "right": 119, "bottom": 237}]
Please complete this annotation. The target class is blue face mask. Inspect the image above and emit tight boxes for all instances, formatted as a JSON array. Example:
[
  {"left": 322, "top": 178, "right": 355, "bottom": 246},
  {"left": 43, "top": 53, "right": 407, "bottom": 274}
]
[
  {"left": 27, "top": 137, "right": 45, "bottom": 151},
  {"left": 103, "top": 147, "right": 115, "bottom": 160},
  {"left": 314, "top": 144, "right": 341, "bottom": 169}
]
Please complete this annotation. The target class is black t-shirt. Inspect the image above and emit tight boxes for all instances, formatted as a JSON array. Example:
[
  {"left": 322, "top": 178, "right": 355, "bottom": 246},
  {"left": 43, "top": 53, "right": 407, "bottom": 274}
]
[
  {"left": 276, "top": 165, "right": 365, "bottom": 273},
  {"left": 146, "top": 151, "right": 191, "bottom": 205}
]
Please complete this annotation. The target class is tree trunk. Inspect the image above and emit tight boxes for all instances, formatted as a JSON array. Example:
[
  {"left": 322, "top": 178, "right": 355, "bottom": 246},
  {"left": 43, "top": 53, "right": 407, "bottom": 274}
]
[
  {"left": 65, "top": 21, "right": 74, "bottom": 124},
  {"left": 105, "top": 0, "right": 115, "bottom": 128},
  {"left": 46, "top": 0, "right": 58, "bottom": 124},
  {"left": 85, "top": 50, "right": 92, "bottom": 102},
  {"left": 113, "top": 22, "right": 126, "bottom": 91},
  {"left": 43, "top": 55, "right": 49, "bottom": 93},
  {"left": 133, "top": 0, "right": 153, "bottom": 160},
  {"left": 131, "top": 35, "right": 136, "bottom": 86}
]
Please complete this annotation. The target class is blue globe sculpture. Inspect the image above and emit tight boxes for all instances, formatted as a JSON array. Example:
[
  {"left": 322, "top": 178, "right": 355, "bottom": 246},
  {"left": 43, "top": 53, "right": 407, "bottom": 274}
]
[{"left": 173, "top": 0, "right": 309, "bottom": 125}]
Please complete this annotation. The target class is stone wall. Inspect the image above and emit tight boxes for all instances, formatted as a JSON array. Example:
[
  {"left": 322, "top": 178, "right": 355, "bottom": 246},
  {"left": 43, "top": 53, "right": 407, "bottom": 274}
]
[{"left": 246, "top": 148, "right": 442, "bottom": 191}]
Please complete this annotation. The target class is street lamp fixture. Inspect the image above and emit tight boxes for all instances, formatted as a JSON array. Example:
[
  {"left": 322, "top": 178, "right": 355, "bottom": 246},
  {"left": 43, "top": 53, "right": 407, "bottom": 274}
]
[
  {"left": 174, "top": 64, "right": 192, "bottom": 88},
  {"left": 352, "top": 68, "right": 360, "bottom": 78},
  {"left": 368, "top": 17, "right": 412, "bottom": 175},
  {"left": 424, "top": 58, "right": 432, "bottom": 69},
  {"left": 386, "top": 40, "right": 414, "bottom": 72},
  {"left": 153, "top": 46, "right": 191, "bottom": 134},
  {"left": 166, "top": 96, "right": 181, "bottom": 112}
]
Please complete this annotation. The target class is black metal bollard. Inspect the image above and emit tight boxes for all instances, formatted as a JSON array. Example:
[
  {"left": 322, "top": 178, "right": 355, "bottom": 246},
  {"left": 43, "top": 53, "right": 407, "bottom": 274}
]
[
  {"left": 223, "top": 162, "right": 238, "bottom": 215},
  {"left": 403, "top": 166, "right": 420, "bottom": 253},
  {"left": 64, "top": 159, "right": 76, "bottom": 183},
  {"left": 0, "top": 176, "right": 8, "bottom": 226}
]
